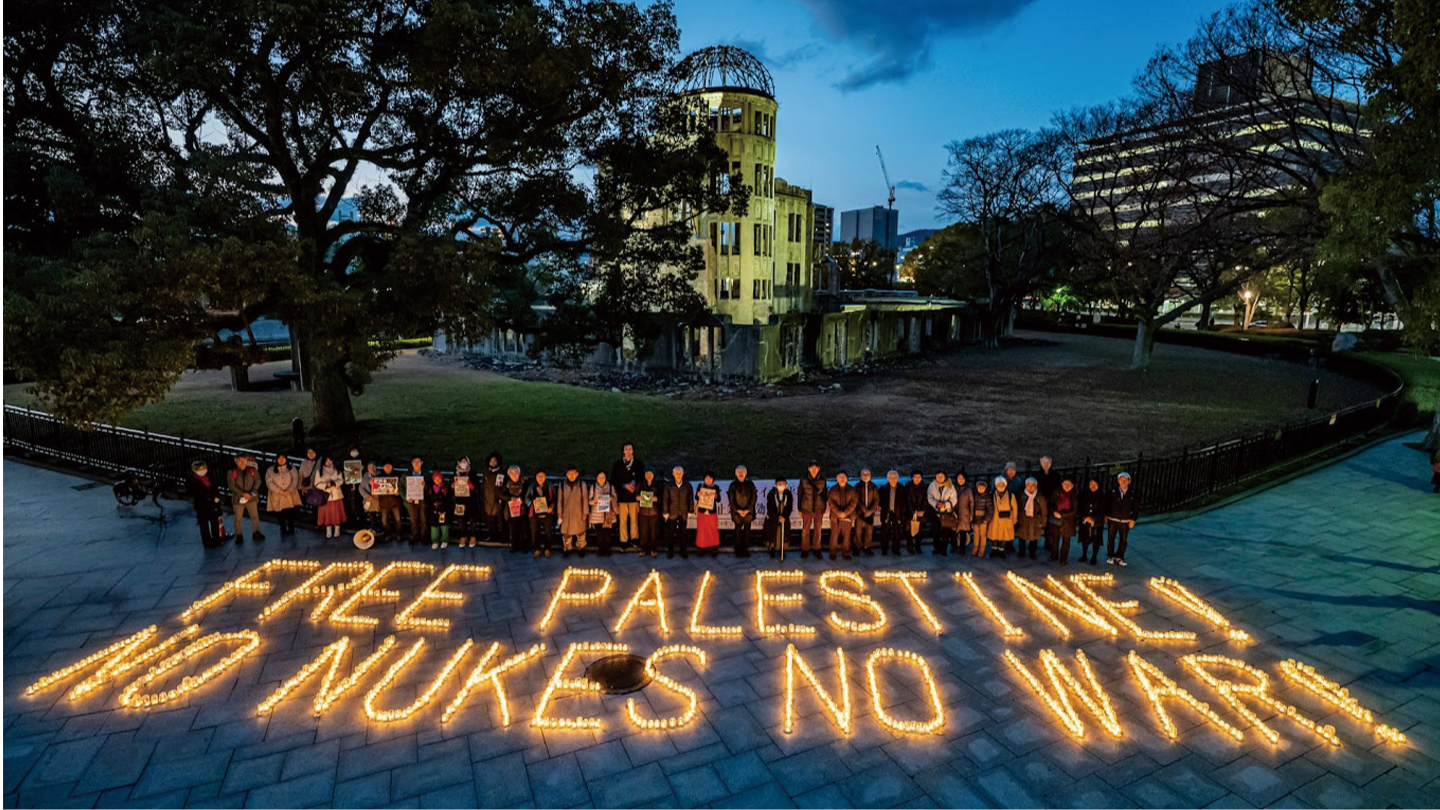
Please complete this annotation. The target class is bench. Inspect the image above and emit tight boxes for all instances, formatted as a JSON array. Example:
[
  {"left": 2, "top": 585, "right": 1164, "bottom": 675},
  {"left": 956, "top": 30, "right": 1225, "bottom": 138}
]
[{"left": 273, "top": 370, "right": 302, "bottom": 391}]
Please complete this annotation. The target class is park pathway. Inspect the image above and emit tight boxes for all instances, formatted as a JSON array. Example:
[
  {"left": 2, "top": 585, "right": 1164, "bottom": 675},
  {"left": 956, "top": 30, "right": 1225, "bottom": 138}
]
[{"left": 3, "top": 432, "right": 1438, "bottom": 808}]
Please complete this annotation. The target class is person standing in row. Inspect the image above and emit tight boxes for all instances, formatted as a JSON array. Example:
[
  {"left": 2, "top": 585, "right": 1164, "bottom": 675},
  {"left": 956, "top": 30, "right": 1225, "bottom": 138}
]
[
  {"left": 1016, "top": 478, "right": 1048, "bottom": 561},
  {"left": 590, "top": 470, "right": 616, "bottom": 556},
  {"left": 557, "top": 465, "right": 590, "bottom": 558},
  {"left": 1036, "top": 455, "right": 1061, "bottom": 501},
  {"left": 341, "top": 445, "right": 365, "bottom": 528},
  {"left": 188, "top": 460, "right": 225, "bottom": 548},
  {"left": 990, "top": 477, "right": 1017, "bottom": 557},
  {"left": 695, "top": 473, "right": 722, "bottom": 558},
  {"left": 970, "top": 478, "right": 992, "bottom": 556},
  {"left": 264, "top": 454, "right": 302, "bottom": 534},
  {"left": 426, "top": 470, "right": 452, "bottom": 549},
  {"left": 854, "top": 469, "right": 878, "bottom": 556},
  {"left": 827, "top": 471, "right": 857, "bottom": 561},
  {"left": 1077, "top": 478, "right": 1105, "bottom": 564},
  {"left": 954, "top": 472, "right": 975, "bottom": 556},
  {"left": 527, "top": 470, "right": 557, "bottom": 558},
  {"left": 1001, "top": 461, "right": 1021, "bottom": 494},
  {"left": 298, "top": 447, "right": 321, "bottom": 494},
  {"left": 728, "top": 466, "right": 757, "bottom": 558},
  {"left": 636, "top": 469, "right": 663, "bottom": 558},
  {"left": 1106, "top": 471, "right": 1137, "bottom": 566},
  {"left": 502, "top": 465, "right": 528, "bottom": 552},
  {"left": 765, "top": 479, "right": 793, "bottom": 558},
  {"left": 611, "top": 443, "right": 643, "bottom": 549},
  {"left": 360, "top": 461, "right": 381, "bottom": 535},
  {"left": 403, "top": 457, "right": 427, "bottom": 544},
  {"left": 315, "top": 457, "right": 347, "bottom": 539},
  {"left": 663, "top": 466, "right": 694, "bottom": 559},
  {"left": 482, "top": 453, "right": 506, "bottom": 544},
  {"left": 904, "top": 471, "right": 928, "bottom": 554},
  {"left": 876, "top": 470, "right": 905, "bottom": 555},
  {"left": 375, "top": 461, "right": 403, "bottom": 541},
  {"left": 230, "top": 453, "right": 265, "bottom": 543},
  {"left": 451, "top": 458, "right": 478, "bottom": 547},
  {"left": 1047, "top": 478, "right": 1078, "bottom": 564},
  {"left": 928, "top": 471, "right": 958, "bottom": 556},
  {"left": 798, "top": 462, "right": 827, "bottom": 559}
]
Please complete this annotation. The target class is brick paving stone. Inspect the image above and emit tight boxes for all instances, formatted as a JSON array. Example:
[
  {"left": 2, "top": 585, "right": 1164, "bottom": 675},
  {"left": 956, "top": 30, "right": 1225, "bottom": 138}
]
[
  {"left": 913, "top": 762, "right": 993, "bottom": 808},
  {"left": 332, "top": 773, "right": 391, "bottom": 808},
  {"left": 666, "top": 765, "right": 728, "bottom": 807},
  {"left": 390, "top": 738, "right": 471, "bottom": 801},
  {"left": 710, "top": 780, "right": 795, "bottom": 810},
  {"left": 712, "top": 750, "right": 772, "bottom": 795},
  {"left": 242, "top": 770, "right": 335, "bottom": 808},
  {"left": 586, "top": 761, "right": 672, "bottom": 807},
  {"left": 130, "top": 750, "right": 233, "bottom": 800},
  {"left": 526, "top": 754, "right": 588, "bottom": 808},
  {"left": 220, "top": 752, "right": 284, "bottom": 796},
  {"left": 418, "top": 783, "right": 476, "bottom": 808},
  {"left": 72, "top": 735, "right": 156, "bottom": 796},
  {"left": 576, "top": 740, "right": 632, "bottom": 782}
]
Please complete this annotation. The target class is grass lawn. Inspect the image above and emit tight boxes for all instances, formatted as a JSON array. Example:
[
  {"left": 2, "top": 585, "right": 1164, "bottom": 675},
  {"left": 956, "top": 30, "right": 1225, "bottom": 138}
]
[
  {"left": 4, "top": 332, "right": 1394, "bottom": 477},
  {"left": 1354, "top": 351, "right": 1440, "bottom": 420}
]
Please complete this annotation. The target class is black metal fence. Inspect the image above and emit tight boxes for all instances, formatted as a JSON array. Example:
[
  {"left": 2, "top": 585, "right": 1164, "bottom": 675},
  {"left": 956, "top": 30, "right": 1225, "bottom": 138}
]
[{"left": 1, "top": 366, "right": 1404, "bottom": 516}]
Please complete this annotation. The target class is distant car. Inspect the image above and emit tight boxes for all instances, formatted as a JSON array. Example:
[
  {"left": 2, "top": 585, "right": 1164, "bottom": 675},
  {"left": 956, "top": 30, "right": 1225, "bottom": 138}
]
[{"left": 1248, "top": 320, "right": 1268, "bottom": 328}]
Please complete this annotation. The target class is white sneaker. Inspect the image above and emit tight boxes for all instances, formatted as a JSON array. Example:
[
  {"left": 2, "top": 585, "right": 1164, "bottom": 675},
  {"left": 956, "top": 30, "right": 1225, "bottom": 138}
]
[
  {"left": 442, "top": 542, "right": 448, "bottom": 548},
  {"left": 431, "top": 543, "right": 439, "bottom": 549},
  {"left": 1117, "top": 558, "right": 1127, "bottom": 566},
  {"left": 1106, "top": 557, "right": 1116, "bottom": 565}
]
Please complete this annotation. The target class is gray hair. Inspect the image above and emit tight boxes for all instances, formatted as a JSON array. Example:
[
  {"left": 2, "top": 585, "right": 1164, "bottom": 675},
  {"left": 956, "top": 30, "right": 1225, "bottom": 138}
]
[
  {"left": 735, "top": 465, "right": 747, "bottom": 473},
  {"left": 672, "top": 466, "right": 684, "bottom": 474},
  {"left": 887, "top": 469, "right": 899, "bottom": 477},
  {"left": 507, "top": 465, "right": 521, "bottom": 474},
  {"left": 860, "top": 468, "right": 871, "bottom": 475},
  {"left": 1026, "top": 477, "right": 1038, "bottom": 484}
]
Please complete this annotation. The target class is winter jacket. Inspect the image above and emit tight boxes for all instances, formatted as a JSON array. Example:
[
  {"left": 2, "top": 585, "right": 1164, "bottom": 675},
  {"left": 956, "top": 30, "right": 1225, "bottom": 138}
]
[
  {"left": 728, "top": 479, "right": 759, "bottom": 524},
  {"left": 556, "top": 479, "right": 590, "bottom": 534},
  {"left": 187, "top": 474, "right": 223, "bottom": 520},
  {"left": 483, "top": 464, "right": 505, "bottom": 517},
  {"left": 1050, "top": 488, "right": 1078, "bottom": 536},
  {"left": 1036, "top": 468, "right": 1063, "bottom": 501},
  {"left": 610, "top": 457, "right": 644, "bottom": 504},
  {"left": 855, "top": 480, "right": 880, "bottom": 521},
  {"left": 264, "top": 464, "right": 302, "bottom": 512},
  {"left": 637, "top": 479, "right": 663, "bottom": 517},
  {"left": 526, "top": 480, "right": 558, "bottom": 518},
  {"left": 298, "top": 456, "right": 322, "bottom": 488},
  {"left": 662, "top": 479, "right": 695, "bottom": 518},
  {"left": 954, "top": 486, "right": 975, "bottom": 531},
  {"left": 1078, "top": 488, "right": 1106, "bottom": 531},
  {"left": 927, "top": 481, "right": 958, "bottom": 514},
  {"left": 798, "top": 472, "right": 828, "bottom": 514},
  {"left": 228, "top": 466, "right": 261, "bottom": 506},
  {"left": 877, "top": 482, "right": 906, "bottom": 524},
  {"left": 827, "top": 484, "right": 858, "bottom": 521},
  {"left": 990, "top": 490, "right": 1018, "bottom": 542},
  {"left": 765, "top": 486, "right": 794, "bottom": 531},
  {"left": 426, "top": 480, "right": 453, "bottom": 523},
  {"left": 1107, "top": 486, "right": 1139, "bottom": 522},
  {"left": 903, "top": 481, "right": 930, "bottom": 520},
  {"left": 501, "top": 475, "right": 528, "bottom": 519},
  {"left": 1015, "top": 491, "right": 1049, "bottom": 541},
  {"left": 589, "top": 482, "right": 616, "bottom": 526},
  {"left": 450, "top": 471, "right": 476, "bottom": 514},
  {"left": 971, "top": 489, "right": 993, "bottom": 523},
  {"left": 315, "top": 466, "right": 344, "bottom": 502}
]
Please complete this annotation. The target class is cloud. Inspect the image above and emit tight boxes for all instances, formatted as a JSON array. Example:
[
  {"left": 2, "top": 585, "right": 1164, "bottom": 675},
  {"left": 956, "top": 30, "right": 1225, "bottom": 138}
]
[
  {"left": 792, "top": 0, "right": 1039, "bottom": 91},
  {"left": 726, "top": 37, "right": 825, "bottom": 70},
  {"left": 895, "top": 180, "right": 930, "bottom": 192}
]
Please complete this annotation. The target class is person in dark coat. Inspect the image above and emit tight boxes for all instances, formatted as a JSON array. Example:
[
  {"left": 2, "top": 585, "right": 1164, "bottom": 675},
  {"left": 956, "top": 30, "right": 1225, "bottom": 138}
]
[
  {"left": 341, "top": 444, "right": 366, "bottom": 528},
  {"left": 482, "top": 453, "right": 506, "bottom": 544},
  {"left": 636, "top": 469, "right": 663, "bottom": 558},
  {"left": 527, "top": 470, "right": 558, "bottom": 558},
  {"left": 970, "top": 478, "right": 993, "bottom": 556},
  {"left": 903, "top": 471, "right": 929, "bottom": 554},
  {"left": 854, "top": 469, "right": 879, "bottom": 556},
  {"left": 954, "top": 473, "right": 975, "bottom": 556},
  {"left": 727, "top": 466, "right": 758, "bottom": 558},
  {"left": 1036, "top": 456, "right": 1062, "bottom": 501},
  {"left": 229, "top": 453, "right": 265, "bottom": 543},
  {"left": 765, "top": 479, "right": 794, "bottom": 558},
  {"left": 187, "top": 460, "right": 226, "bottom": 547},
  {"left": 1016, "top": 477, "right": 1049, "bottom": 560},
  {"left": 426, "top": 470, "right": 453, "bottom": 549},
  {"left": 501, "top": 465, "right": 529, "bottom": 553},
  {"left": 826, "top": 471, "right": 858, "bottom": 561},
  {"left": 797, "top": 462, "right": 828, "bottom": 559},
  {"left": 611, "top": 442, "right": 644, "bottom": 548},
  {"left": 451, "top": 457, "right": 478, "bottom": 547},
  {"left": 876, "top": 470, "right": 905, "bottom": 555},
  {"left": 1077, "top": 478, "right": 1106, "bottom": 565},
  {"left": 403, "top": 457, "right": 427, "bottom": 545},
  {"left": 374, "top": 462, "right": 404, "bottom": 542},
  {"left": 1106, "top": 472, "right": 1138, "bottom": 566},
  {"left": 1047, "top": 478, "right": 1079, "bottom": 564},
  {"left": 662, "top": 466, "right": 695, "bottom": 559}
]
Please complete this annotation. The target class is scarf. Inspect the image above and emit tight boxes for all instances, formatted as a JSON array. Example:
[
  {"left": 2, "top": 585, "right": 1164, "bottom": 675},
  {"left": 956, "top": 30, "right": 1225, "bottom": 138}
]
[
  {"left": 196, "top": 474, "right": 211, "bottom": 487},
  {"left": 1024, "top": 491, "right": 1038, "bottom": 517}
]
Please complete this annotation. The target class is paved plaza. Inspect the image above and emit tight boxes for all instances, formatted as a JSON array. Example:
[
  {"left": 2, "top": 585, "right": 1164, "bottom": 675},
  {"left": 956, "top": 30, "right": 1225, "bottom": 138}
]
[{"left": 4, "top": 433, "right": 1439, "bottom": 808}]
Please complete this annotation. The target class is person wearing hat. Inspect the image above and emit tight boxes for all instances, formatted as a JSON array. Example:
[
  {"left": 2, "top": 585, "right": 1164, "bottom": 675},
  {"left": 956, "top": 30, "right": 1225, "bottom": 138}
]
[
  {"left": 1106, "top": 472, "right": 1137, "bottom": 566},
  {"left": 556, "top": 465, "right": 590, "bottom": 558},
  {"left": 727, "top": 466, "right": 758, "bottom": 558},
  {"left": 1015, "top": 477, "right": 1048, "bottom": 560},
  {"left": 187, "top": 460, "right": 225, "bottom": 548},
  {"left": 989, "top": 476, "right": 1018, "bottom": 558},
  {"left": 425, "top": 470, "right": 453, "bottom": 549},
  {"left": 826, "top": 471, "right": 858, "bottom": 561},
  {"left": 797, "top": 461, "right": 828, "bottom": 559},
  {"left": 876, "top": 470, "right": 905, "bottom": 555},
  {"left": 1001, "top": 461, "right": 1021, "bottom": 494}
]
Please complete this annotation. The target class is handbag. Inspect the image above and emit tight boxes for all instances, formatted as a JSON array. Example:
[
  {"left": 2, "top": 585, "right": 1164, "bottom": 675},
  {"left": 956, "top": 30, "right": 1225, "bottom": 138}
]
[{"left": 305, "top": 487, "right": 329, "bottom": 507}]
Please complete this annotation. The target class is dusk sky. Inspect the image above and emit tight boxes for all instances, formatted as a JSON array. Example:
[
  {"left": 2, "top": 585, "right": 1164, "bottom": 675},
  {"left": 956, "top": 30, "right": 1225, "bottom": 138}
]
[{"left": 671, "top": 0, "right": 1231, "bottom": 231}]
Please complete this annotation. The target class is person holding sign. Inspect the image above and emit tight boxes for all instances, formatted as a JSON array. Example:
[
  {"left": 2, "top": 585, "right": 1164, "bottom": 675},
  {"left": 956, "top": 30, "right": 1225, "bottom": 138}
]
[
  {"left": 826, "top": 471, "right": 858, "bottom": 561},
  {"left": 636, "top": 468, "right": 662, "bottom": 558},
  {"left": 727, "top": 466, "right": 757, "bottom": 558},
  {"left": 373, "top": 462, "right": 403, "bottom": 542},
  {"left": 314, "top": 458, "right": 347, "bottom": 539},
  {"left": 854, "top": 469, "right": 879, "bottom": 556},
  {"left": 403, "top": 457, "right": 428, "bottom": 545},
  {"left": 662, "top": 466, "right": 694, "bottom": 559},
  {"left": 483, "top": 453, "right": 506, "bottom": 544},
  {"left": 876, "top": 470, "right": 905, "bottom": 555},
  {"left": 527, "top": 470, "right": 558, "bottom": 559},
  {"left": 451, "top": 457, "right": 478, "bottom": 547},
  {"left": 927, "top": 471, "right": 958, "bottom": 556},
  {"left": 764, "top": 479, "right": 793, "bottom": 559},
  {"left": 695, "top": 473, "right": 722, "bottom": 558},
  {"left": 360, "top": 461, "right": 381, "bottom": 535},
  {"left": 557, "top": 465, "right": 590, "bottom": 558},
  {"left": 342, "top": 445, "right": 365, "bottom": 529},
  {"left": 426, "top": 470, "right": 453, "bottom": 549},
  {"left": 589, "top": 471, "right": 617, "bottom": 557},
  {"left": 610, "top": 442, "right": 643, "bottom": 549},
  {"left": 502, "top": 465, "right": 529, "bottom": 553}
]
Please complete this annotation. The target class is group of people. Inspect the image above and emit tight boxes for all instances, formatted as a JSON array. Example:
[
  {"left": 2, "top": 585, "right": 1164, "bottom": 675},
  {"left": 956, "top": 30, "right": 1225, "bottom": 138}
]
[{"left": 185, "top": 443, "right": 1142, "bottom": 566}]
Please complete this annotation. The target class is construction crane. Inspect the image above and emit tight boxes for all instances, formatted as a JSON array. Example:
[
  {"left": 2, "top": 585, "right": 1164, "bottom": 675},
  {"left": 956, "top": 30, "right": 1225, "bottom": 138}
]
[{"left": 875, "top": 145, "right": 895, "bottom": 210}]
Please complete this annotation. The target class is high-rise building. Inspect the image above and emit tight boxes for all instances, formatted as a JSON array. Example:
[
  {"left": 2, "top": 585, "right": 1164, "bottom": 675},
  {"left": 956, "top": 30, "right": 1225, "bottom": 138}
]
[
  {"left": 839, "top": 206, "right": 899, "bottom": 252},
  {"left": 812, "top": 204, "right": 834, "bottom": 248}
]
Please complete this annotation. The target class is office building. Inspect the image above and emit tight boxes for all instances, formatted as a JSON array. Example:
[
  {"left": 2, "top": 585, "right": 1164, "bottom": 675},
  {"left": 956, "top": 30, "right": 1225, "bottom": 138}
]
[{"left": 839, "top": 206, "right": 899, "bottom": 252}]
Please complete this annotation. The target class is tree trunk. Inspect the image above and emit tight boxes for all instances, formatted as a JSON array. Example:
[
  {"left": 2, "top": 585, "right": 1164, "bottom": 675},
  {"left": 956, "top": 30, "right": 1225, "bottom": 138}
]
[
  {"left": 1198, "top": 299, "right": 1212, "bottom": 330},
  {"left": 228, "top": 364, "right": 251, "bottom": 392},
  {"left": 1131, "top": 319, "right": 1157, "bottom": 370},
  {"left": 310, "top": 361, "right": 356, "bottom": 434}
]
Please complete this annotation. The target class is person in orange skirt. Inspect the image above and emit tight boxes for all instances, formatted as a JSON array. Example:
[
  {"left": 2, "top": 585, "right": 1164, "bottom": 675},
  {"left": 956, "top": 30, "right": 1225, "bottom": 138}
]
[{"left": 695, "top": 472, "right": 722, "bottom": 558}]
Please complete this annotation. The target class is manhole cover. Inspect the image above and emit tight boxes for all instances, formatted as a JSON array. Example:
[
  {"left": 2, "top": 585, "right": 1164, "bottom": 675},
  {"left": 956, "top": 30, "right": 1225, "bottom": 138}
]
[{"left": 585, "top": 654, "right": 651, "bottom": 694}]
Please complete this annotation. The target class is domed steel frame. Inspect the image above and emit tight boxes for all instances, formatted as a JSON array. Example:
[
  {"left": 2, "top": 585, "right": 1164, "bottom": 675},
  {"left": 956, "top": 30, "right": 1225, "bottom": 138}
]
[{"left": 671, "top": 45, "right": 775, "bottom": 100}]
